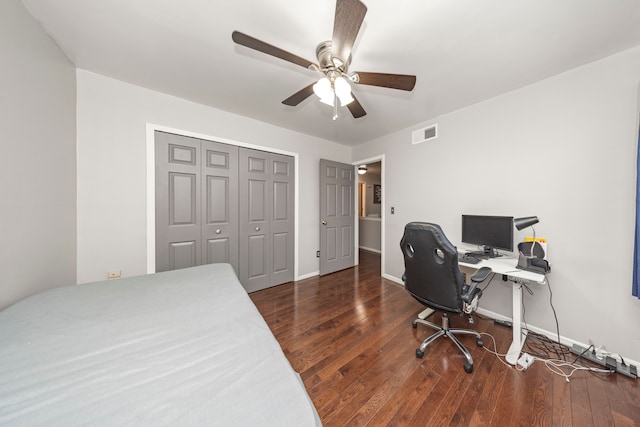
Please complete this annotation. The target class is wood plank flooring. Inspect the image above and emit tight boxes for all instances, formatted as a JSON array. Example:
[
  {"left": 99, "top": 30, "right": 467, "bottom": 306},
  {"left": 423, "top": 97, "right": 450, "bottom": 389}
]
[{"left": 250, "top": 251, "right": 639, "bottom": 426}]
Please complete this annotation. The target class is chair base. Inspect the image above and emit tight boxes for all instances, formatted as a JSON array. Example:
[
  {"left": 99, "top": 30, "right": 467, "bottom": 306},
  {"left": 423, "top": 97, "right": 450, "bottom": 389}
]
[{"left": 412, "top": 312, "right": 483, "bottom": 373}]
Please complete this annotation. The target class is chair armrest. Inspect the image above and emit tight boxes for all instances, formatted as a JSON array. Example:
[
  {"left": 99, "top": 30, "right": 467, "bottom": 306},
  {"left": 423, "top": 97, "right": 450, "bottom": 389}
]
[
  {"left": 462, "top": 267, "right": 492, "bottom": 304},
  {"left": 470, "top": 267, "right": 492, "bottom": 283}
]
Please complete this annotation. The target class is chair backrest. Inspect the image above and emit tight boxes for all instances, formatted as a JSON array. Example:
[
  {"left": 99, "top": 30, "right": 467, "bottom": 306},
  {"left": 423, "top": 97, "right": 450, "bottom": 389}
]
[{"left": 400, "top": 222, "right": 465, "bottom": 313}]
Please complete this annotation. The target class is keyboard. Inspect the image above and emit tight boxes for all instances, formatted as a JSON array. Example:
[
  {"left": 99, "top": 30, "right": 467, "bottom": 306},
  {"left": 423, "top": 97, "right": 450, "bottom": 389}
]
[{"left": 458, "top": 253, "right": 481, "bottom": 264}]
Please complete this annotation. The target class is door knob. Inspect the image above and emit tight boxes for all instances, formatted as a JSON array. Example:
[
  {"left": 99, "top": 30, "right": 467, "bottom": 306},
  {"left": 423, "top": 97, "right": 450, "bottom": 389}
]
[
  {"left": 215, "top": 229, "right": 221, "bottom": 234},
  {"left": 255, "top": 227, "right": 260, "bottom": 231},
  {"left": 321, "top": 220, "right": 327, "bottom": 225}
]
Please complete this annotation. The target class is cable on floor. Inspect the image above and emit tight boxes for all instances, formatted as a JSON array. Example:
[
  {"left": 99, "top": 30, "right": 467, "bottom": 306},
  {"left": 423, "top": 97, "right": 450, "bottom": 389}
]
[{"left": 479, "top": 332, "right": 615, "bottom": 381}]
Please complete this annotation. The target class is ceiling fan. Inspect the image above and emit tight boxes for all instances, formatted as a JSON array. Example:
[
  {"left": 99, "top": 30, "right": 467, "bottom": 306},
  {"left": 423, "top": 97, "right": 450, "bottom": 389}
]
[{"left": 231, "top": 0, "right": 416, "bottom": 120}]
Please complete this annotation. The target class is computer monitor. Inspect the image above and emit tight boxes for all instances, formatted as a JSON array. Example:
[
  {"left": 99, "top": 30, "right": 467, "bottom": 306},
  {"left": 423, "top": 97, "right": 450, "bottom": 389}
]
[{"left": 461, "top": 215, "right": 514, "bottom": 257}]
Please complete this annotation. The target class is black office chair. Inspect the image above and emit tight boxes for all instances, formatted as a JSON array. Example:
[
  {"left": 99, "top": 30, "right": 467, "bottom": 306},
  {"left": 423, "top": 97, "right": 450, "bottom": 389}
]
[{"left": 400, "top": 222, "right": 492, "bottom": 373}]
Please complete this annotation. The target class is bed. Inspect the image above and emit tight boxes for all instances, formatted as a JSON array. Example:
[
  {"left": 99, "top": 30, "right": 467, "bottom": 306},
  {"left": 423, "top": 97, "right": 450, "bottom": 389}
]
[{"left": 0, "top": 264, "right": 321, "bottom": 426}]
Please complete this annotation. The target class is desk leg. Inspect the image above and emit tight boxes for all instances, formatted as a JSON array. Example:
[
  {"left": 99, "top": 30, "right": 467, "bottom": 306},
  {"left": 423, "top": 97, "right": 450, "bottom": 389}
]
[{"left": 505, "top": 283, "right": 528, "bottom": 365}]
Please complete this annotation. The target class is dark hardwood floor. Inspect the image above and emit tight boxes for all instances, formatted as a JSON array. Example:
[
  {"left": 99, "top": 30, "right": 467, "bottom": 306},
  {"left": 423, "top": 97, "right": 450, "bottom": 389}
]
[{"left": 250, "top": 250, "right": 639, "bottom": 426}]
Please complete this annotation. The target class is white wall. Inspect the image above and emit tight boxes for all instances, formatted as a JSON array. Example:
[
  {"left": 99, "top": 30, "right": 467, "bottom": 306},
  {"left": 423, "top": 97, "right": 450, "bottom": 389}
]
[
  {"left": 359, "top": 218, "right": 381, "bottom": 252},
  {"left": 353, "top": 46, "right": 640, "bottom": 362},
  {"left": 76, "top": 70, "right": 350, "bottom": 284},
  {"left": 0, "top": 0, "right": 76, "bottom": 309}
]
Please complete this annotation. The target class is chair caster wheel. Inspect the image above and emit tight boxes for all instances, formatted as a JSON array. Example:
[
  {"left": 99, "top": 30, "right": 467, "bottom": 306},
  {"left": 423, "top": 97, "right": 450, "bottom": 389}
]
[
  {"left": 476, "top": 338, "right": 483, "bottom": 347},
  {"left": 412, "top": 321, "right": 417, "bottom": 329},
  {"left": 416, "top": 349, "right": 424, "bottom": 358},
  {"left": 464, "top": 363, "right": 473, "bottom": 374}
]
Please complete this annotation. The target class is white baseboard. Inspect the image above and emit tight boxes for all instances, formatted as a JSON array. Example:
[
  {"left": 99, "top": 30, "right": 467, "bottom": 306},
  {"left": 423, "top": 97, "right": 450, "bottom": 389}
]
[
  {"left": 359, "top": 246, "right": 381, "bottom": 254},
  {"left": 296, "top": 271, "right": 319, "bottom": 281},
  {"left": 383, "top": 273, "right": 403, "bottom": 285}
]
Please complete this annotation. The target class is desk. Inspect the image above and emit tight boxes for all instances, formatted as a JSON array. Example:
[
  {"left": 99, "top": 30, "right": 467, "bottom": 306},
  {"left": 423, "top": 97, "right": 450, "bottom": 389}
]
[{"left": 458, "top": 254, "right": 547, "bottom": 365}]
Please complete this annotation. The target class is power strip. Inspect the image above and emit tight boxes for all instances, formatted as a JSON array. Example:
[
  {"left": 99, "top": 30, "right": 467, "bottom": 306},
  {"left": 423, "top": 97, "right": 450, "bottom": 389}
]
[
  {"left": 517, "top": 353, "right": 534, "bottom": 369},
  {"left": 570, "top": 344, "right": 637, "bottom": 379}
]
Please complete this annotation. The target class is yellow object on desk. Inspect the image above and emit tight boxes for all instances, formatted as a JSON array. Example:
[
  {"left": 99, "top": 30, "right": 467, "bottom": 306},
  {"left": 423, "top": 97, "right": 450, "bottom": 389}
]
[{"left": 525, "top": 236, "right": 547, "bottom": 259}]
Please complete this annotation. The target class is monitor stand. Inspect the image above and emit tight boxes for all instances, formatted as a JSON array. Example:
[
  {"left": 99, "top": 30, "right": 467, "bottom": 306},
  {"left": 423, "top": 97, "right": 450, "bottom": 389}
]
[{"left": 468, "top": 246, "right": 503, "bottom": 258}]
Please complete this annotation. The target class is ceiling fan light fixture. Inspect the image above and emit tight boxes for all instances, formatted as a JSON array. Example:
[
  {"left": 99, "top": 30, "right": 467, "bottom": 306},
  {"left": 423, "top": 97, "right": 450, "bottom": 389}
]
[
  {"left": 319, "top": 95, "right": 335, "bottom": 106},
  {"left": 358, "top": 165, "right": 367, "bottom": 175},
  {"left": 334, "top": 76, "right": 350, "bottom": 96},
  {"left": 338, "top": 93, "right": 354, "bottom": 106},
  {"left": 334, "top": 76, "right": 354, "bottom": 106},
  {"left": 313, "top": 77, "right": 332, "bottom": 99}
]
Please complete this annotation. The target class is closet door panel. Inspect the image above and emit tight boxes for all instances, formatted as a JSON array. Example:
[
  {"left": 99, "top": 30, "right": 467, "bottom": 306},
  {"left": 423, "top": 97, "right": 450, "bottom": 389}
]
[
  {"left": 169, "top": 240, "right": 198, "bottom": 270},
  {"left": 269, "top": 153, "right": 294, "bottom": 286},
  {"left": 201, "top": 141, "right": 238, "bottom": 272},
  {"left": 156, "top": 132, "right": 202, "bottom": 272},
  {"left": 239, "top": 148, "right": 271, "bottom": 292}
]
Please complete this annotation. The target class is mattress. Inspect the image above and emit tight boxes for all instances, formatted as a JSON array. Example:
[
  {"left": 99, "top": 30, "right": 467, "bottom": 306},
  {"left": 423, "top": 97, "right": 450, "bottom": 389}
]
[{"left": 0, "top": 264, "right": 320, "bottom": 426}]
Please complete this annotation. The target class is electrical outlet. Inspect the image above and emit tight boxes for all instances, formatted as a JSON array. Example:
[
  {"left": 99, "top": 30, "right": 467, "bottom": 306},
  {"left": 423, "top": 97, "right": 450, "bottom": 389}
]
[
  {"left": 108, "top": 271, "right": 121, "bottom": 280},
  {"left": 517, "top": 353, "right": 534, "bottom": 370}
]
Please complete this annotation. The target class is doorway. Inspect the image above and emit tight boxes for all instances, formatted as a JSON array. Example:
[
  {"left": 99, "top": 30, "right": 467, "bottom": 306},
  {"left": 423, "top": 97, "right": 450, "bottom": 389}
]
[{"left": 354, "top": 156, "right": 384, "bottom": 273}]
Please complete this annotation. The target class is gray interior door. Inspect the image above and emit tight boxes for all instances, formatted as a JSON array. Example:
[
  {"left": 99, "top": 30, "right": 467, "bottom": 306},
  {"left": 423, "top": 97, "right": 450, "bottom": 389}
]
[
  {"left": 239, "top": 148, "right": 294, "bottom": 291},
  {"left": 156, "top": 132, "right": 202, "bottom": 271},
  {"left": 319, "top": 159, "right": 355, "bottom": 275},
  {"left": 156, "top": 132, "right": 239, "bottom": 273}
]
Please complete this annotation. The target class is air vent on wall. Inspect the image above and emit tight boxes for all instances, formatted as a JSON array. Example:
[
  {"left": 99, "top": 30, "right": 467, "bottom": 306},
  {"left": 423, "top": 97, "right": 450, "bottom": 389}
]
[{"left": 412, "top": 124, "right": 438, "bottom": 145}]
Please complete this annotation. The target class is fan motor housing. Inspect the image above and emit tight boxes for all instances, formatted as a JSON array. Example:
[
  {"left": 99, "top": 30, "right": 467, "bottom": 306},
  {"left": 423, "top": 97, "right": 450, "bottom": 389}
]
[{"left": 316, "top": 41, "right": 350, "bottom": 72}]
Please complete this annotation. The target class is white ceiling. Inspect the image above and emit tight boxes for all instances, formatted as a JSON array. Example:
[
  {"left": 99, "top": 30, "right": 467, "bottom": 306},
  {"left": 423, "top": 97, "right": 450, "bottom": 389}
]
[{"left": 22, "top": 0, "right": 640, "bottom": 146}]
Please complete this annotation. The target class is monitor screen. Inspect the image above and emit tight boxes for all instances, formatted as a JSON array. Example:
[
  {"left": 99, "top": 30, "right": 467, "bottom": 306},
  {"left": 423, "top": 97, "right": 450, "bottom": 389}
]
[{"left": 461, "top": 215, "right": 514, "bottom": 254}]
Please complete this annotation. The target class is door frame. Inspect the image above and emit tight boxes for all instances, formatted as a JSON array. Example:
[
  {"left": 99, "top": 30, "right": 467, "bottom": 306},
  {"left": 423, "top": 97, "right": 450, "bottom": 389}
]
[
  {"left": 145, "top": 123, "right": 300, "bottom": 279},
  {"left": 352, "top": 154, "right": 385, "bottom": 272}
]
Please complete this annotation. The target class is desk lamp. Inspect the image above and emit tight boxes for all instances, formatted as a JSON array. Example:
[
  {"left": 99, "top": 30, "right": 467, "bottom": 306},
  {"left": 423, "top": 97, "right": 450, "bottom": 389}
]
[
  {"left": 513, "top": 216, "right": 540, "bottom": 257},
  {"left": 514, "top": 216, "right": 539, "bottom": 230},
  {"left": 514, "top": 216, "right": 539, "bottom": 257},
  {"left": 514, "top": 216, "right": 550, "bottom": 273}
]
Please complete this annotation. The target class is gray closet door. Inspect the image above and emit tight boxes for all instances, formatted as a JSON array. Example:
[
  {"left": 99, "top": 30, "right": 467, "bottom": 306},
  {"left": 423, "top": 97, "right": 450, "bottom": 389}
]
[
  {"left": 319, "top": 159, "right": 355, "bottom": 275},
  {"left": 201, "top": 140, "right": 239, "bottom": 272},
  {"left": 156, "top": 132, "right": 294, "bottom": 291},
  {"left": 269, "top": 152, "right": 295, "bottom": 286},
  {"left": 156, "top": 133, "right": 239, "bottom": 273},
  {"left": 155, "top": 132, "right": 202, "bottom": 271},
  {"left": 239, "top": 148, "right": 270, "bottom": 291},
  {"left": 239, "top": 148, "right": 294, "bottom": 291}
]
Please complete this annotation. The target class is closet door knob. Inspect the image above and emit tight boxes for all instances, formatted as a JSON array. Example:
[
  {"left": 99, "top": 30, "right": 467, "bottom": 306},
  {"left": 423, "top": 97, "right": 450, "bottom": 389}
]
[
  {"left": 255, "top": 227, "right": 260, "bottom": 231},
  {"left": 321, "top": 220, "right": 327, "bottom": 225},
  {"left": 215, "top": 229, "right": 221, "bottom": 234}
]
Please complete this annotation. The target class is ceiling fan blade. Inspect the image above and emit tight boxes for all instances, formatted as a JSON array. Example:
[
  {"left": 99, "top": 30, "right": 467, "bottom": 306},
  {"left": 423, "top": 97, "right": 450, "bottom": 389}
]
[
  {"left": 354, "top": 72, "right": 417, "bottom": 91},
  {"left": 282, "top": 83, "right": 315, "bottom": 106},
  {"left": 347, "top": 94, "right": 366, "bottom": 118},
  {"left": 232, "top": 31, "right": 316, "bottom": 69},
  {"left": 331, "top": 0, "right": 367, "bottom": 67}
]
